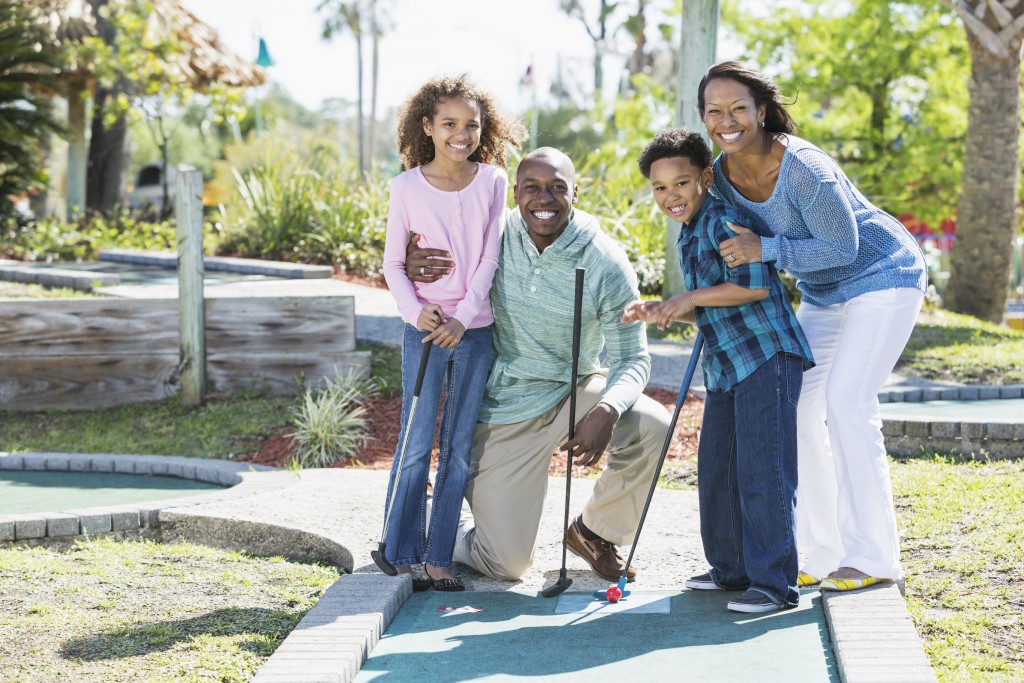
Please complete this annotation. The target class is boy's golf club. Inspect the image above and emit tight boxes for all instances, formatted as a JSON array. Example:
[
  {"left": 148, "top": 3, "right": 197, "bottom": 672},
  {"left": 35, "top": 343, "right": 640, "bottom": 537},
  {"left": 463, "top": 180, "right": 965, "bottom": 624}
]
[
  {"left": 541, "top": 267, "right": 585, "bottom": 599},
  {"left": 371, "top": 340, "right": 433, "bottom": 576},
  {"left": 593, "top": 332, "right": 705, "bottom": 603}
]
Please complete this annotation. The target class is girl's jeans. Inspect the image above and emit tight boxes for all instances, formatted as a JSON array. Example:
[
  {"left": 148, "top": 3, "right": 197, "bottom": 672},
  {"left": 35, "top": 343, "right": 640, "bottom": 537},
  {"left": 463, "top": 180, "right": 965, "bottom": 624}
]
[
  {"left": 383, "top": 324, "right": 493, "bottom": 568},
  {"left": 700, "top": 352, "right": 803, "bottom": 607}
]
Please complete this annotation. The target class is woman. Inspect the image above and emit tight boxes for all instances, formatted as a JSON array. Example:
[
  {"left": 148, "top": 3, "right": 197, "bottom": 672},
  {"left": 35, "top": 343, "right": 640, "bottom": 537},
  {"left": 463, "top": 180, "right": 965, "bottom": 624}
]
[{"left": 698, "top": 61, "right": 927, "bottom": 591}]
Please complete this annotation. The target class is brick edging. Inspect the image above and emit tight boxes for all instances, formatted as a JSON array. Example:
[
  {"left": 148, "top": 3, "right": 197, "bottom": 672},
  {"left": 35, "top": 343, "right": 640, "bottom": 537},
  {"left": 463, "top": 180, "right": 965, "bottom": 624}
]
[
  {"left": 0, "top": 452, "right": 289, "bottom": 544},
  {"left": 879, "top": 384, "right": 1024, "bottom": 403}
]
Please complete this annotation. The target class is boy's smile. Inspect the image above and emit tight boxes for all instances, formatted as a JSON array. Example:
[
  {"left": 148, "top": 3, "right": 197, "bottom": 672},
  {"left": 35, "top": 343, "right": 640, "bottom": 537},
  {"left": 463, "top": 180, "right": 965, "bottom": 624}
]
[{"left": 649, "top": 156, "right": 713, "bottom": 225}]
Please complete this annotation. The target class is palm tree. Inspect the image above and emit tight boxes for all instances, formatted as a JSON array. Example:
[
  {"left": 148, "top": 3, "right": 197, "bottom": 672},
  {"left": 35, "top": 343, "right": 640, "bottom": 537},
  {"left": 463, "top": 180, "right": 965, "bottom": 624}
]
[
  {"left": 942, "top": 0, "right": 1024, "bottom": 322},
  {"left": 319, "top": 0, "right": 366, "bottom": 176},
  {"left": 0, "top": 0, "right": 63, "bottom": 218}
]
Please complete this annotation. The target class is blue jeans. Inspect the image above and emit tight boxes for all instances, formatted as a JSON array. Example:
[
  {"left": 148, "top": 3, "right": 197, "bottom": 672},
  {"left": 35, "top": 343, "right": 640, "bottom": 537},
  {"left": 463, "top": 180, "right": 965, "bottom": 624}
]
[
  {"left": 699, "top": 352, "right": 802, "bottom": 606},
  {"left": 383, "top": 324, "right": 493, "bottom": 568}
]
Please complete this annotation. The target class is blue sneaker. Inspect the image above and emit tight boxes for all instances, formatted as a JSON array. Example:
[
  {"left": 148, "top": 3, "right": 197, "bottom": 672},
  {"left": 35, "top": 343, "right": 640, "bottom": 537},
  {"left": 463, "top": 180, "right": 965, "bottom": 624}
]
[{"left": 727, "top": 589, "right": 791, "bottom": 613}]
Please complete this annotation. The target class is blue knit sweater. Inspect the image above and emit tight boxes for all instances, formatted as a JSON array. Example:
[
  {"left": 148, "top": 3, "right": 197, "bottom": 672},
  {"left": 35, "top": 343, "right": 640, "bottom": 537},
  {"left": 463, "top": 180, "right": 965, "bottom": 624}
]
[{"left": 711, "top": 135, "right": 927, "bottom": 307}]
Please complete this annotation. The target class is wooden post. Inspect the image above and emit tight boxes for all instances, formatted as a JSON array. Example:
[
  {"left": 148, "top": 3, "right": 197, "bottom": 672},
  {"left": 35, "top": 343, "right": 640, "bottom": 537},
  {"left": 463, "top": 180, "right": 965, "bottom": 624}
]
[
  {"left": 65, "top": 81, "right": 87, "bottom": 220},
  {"left": 176, "top": 168, "right": 205, "bottom": 406}
]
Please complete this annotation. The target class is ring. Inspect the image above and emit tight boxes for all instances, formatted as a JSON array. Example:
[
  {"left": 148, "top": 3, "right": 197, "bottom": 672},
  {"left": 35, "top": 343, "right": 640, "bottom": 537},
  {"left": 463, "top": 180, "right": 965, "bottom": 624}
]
[
  {"left": 420, "top": 266, "right": 427, "bottom": 275},
  {"left": 726, "top": 255, "right": 736, "bottom": 264}
]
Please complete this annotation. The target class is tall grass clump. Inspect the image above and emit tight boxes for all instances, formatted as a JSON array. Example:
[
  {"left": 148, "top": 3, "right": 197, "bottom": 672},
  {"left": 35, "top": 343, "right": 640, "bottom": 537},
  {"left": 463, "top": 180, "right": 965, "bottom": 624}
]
[
  {"left": 290, "top": 369, "right": 377, "bottom": 468},
  {"left": 215, "top": 136, "right": 389, "bottom": 278}
]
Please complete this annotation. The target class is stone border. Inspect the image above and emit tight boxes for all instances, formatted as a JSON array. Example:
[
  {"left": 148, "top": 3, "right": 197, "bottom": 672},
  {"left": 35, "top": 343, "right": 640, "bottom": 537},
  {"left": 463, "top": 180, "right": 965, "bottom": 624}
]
[
  {"left": 0, "top": 452, "right": 288, "bottom": 544},
  {"left": 99, "top": 249, "right": 334, "bottom": 279},
  {"left": 823, "top": 584, "right": 937, "bottom": 682},
  {"left": 879, "top": 384, "right": 1024, "bottom": 403},
  {"left": 0, "top": 260, "right": 120, "bottom": 291}
]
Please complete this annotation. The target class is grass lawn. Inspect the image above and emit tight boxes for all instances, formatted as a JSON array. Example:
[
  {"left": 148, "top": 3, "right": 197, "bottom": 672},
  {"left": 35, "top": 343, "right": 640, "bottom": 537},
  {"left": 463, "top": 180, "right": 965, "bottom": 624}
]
[
  {"left": 0, "top": 538, "right": 340, "bottom": 682},
  {"left": 893, "top": 456, "right": 1024, "bottom": 682}
]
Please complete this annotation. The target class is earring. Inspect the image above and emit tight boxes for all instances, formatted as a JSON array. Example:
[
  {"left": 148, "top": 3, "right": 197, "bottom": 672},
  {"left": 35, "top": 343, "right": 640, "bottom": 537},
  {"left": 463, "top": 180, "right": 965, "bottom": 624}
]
[{"left": 760, "top": 121, "right": 765, "bottom": 128}]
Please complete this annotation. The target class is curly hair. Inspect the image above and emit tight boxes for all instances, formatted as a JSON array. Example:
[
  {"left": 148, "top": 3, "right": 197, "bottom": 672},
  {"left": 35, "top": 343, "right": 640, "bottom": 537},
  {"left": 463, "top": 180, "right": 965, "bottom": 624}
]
[
  {"left": 697, "top": 61, "right": 797, "bottom": 135},
  {"left": 395, "top": 74, "right": 527, "bottom": 170},
  {"left": 637, "top": 128, "right": 712, "bottom": 179}
]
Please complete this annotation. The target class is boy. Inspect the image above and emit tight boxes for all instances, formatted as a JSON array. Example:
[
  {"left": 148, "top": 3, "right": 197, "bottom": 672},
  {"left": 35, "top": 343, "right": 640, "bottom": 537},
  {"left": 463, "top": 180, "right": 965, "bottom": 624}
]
[{"left": 622, "top": 128, "right": 814, "bottom": 613}]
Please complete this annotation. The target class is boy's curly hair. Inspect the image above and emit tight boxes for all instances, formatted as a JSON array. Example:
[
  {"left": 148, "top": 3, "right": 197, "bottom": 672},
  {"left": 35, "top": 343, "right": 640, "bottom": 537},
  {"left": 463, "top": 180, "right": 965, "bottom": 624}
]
[
  {"left": 396, "top": 74, "right": 527, "bottom": 170},
  {"left": 637, "top": 128, "right": 712, "bottom": 179}
]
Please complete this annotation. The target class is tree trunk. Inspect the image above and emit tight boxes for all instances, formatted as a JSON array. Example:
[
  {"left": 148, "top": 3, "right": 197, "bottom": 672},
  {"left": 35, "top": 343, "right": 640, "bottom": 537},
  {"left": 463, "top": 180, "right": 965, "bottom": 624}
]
[
  {"left": 368, "top": 25, "right": 379, "bottom": 169},
  {"left": 944, "top": 32, "right": 1021, "bottom": 322},
  {"left": 87, "top": 87, "right": 128, "bottom": 214},
  {"left": 65, "top": 81, "right": 88, "bottom": 220},
  {"left": 355, "top": 31, "right": 365, "bottom": 177}
]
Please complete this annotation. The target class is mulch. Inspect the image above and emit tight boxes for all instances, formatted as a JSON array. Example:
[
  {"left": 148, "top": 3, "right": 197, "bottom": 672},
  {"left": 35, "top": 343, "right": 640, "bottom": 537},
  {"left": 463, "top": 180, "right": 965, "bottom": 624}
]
[{"left": 241, "top": 386, "right": 703, "bottom": 476}]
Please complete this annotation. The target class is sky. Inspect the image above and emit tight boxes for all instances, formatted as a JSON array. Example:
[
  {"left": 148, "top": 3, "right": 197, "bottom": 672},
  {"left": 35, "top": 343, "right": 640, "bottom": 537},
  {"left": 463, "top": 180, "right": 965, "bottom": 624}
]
[{"left": 191, "top": 0, "right": 671, "bottom": 116}]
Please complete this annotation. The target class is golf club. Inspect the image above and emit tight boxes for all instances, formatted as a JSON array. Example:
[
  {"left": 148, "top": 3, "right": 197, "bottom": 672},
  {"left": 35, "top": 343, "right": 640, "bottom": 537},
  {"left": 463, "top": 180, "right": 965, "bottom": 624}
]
[
  {"left": 593, "top": 332, "right": 705, "bottom": 602},
  {"left": 541, "top": 267, "right": 585, "bottom": 599},
  {"left": 371, "top": 340, "right": 433, "bottom": 576}
]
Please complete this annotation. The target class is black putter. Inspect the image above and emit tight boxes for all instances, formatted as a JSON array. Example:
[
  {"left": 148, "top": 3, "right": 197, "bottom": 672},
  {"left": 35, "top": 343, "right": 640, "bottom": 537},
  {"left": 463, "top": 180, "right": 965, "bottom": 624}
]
[
  {"left": 541, "top": 267, "right": 586, "bottom": 599},
  {"left": 371, "top": 341, "right": 433, "bottom": 576},
  {"left": 594, "top": 332, "right": 705, "bottom": 602}
]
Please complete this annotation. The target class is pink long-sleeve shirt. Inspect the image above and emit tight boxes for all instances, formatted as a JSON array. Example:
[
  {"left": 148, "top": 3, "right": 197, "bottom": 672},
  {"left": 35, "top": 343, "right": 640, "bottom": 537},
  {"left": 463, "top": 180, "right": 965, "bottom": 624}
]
[{"left": 382, "top": 163, "right": 507, "bottom": 329}]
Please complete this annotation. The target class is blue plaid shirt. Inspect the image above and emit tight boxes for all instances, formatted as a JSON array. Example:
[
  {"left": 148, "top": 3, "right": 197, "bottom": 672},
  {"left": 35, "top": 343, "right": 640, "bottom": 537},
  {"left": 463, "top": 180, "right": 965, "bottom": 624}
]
[{"left": 677, "top": 196, "right": 814, "bottom": 391}]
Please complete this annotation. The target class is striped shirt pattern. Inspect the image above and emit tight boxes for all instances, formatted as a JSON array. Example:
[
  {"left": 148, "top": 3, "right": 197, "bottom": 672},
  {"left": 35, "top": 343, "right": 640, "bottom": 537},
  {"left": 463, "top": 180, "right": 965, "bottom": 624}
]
[
  {"left": 479, "top": 208, "right": 650, "bottom": 424},
  {"left": 678, "top": 197, "right": 814, "bottom": 391}
]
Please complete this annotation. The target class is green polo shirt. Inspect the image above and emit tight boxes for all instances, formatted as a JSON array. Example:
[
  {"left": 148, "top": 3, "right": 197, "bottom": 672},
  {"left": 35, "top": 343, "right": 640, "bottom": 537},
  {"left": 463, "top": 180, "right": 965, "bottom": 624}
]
[{"left": 479, "top": 208, "right": 650, "bottom": 424}]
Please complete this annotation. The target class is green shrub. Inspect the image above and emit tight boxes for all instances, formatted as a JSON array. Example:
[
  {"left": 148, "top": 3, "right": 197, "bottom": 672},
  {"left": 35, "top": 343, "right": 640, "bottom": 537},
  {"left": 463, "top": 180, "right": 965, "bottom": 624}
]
[
  {"left": 290, "top": 370, "right": 377, "bottom": 468},
  {"left": 0, "top": 211, "right": 182, "bottom": 261}
]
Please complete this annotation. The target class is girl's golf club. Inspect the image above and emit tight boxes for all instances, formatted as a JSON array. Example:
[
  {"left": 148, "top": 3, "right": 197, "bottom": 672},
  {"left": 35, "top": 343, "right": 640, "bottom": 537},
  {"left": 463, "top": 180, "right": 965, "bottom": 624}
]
[
  {"left": 371, "top": 340, "right": 433, "bottom": 576},
  {"left": 541, "top": 267, "right": 585, "bottom": 599},
  {"left": 593, "top": 332, "right": 705, "bottom": 602}
]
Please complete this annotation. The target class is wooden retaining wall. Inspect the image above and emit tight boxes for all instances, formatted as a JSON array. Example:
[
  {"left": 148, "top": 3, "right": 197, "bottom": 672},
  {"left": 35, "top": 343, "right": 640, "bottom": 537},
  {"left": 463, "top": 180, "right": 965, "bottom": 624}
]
[{"left": 0, "top": 296, "right": 371, "bottom": 410}]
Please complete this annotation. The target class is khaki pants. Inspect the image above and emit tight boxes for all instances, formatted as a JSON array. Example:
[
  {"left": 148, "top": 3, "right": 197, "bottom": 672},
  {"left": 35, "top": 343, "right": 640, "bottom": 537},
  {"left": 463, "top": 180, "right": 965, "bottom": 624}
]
[{"left": 454, "top": 374, "right": 671, "bottom": 580}]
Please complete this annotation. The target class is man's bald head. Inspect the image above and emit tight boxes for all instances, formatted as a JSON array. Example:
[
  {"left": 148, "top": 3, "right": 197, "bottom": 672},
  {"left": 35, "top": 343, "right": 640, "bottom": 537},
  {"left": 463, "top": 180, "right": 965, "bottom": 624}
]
[{"left": 517, "top": 147, "right": 576, "bottom": 185}]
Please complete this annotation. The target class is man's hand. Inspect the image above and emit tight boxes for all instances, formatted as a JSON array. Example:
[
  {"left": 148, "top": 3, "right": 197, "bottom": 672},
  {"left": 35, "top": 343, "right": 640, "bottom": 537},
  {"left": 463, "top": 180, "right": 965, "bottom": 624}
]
[
  {"left": 406, "top": 232, "right": 455, "bottom": 283},
  {"left": 560, "top": 403, "right": 618, "bottom": 466},
  {"left": 424, "top": 317, "right": 465, "bottom": 349}
]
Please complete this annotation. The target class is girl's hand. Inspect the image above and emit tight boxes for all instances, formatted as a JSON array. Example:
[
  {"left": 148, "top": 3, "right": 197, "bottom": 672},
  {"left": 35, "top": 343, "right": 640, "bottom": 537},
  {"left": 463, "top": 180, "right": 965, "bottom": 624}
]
[
  {"left": 621, "top": 300, "right": 654, "bottom": 324},
  {"left": 424, "top": 317, "right": 465, "bottom": 349},
  {"left": 417, "top": 304, "right": 443, "bottom": 331},
  {"left": 651, "top": 293, "right": 696, "bottom": 328},
  {"left": 719, "top": 222, "right": 762, "bottom": 269}
]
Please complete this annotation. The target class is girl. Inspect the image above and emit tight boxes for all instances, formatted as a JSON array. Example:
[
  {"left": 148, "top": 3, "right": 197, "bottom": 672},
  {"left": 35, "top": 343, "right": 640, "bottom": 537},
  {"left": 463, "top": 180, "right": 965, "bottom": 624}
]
[{"left": 380, "top": 74, "right": 525, "bottom": 591}]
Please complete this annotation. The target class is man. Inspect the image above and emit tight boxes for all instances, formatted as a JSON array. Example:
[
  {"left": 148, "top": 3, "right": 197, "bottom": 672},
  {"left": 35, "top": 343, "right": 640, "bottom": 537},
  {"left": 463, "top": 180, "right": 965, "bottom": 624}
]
[{"left": 406, "top": 147, "right": 670, "bottom": 582}]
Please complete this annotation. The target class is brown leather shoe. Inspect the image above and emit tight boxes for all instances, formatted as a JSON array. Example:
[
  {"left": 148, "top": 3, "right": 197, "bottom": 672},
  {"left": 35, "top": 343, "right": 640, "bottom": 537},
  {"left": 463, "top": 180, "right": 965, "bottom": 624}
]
[{"left": 566, "top": 517, "right": 637, "bottom": 582}]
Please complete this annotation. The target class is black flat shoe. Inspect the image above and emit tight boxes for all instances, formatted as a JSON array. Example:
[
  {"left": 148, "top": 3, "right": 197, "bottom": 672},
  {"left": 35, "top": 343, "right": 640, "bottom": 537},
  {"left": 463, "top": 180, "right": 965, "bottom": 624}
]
[
  {"left": 424, "top": 566, "right": 465, "bottom": 592},
  {"left": 411, "top": 576, "right": 431, "bottom": 592}
]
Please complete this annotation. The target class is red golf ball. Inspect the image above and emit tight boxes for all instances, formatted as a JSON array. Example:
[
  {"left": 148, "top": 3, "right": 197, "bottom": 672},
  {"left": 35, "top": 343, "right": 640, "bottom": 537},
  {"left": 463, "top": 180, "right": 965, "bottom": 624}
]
[{"left": 606, "top": 585, "right": 622, "bottom": 603}]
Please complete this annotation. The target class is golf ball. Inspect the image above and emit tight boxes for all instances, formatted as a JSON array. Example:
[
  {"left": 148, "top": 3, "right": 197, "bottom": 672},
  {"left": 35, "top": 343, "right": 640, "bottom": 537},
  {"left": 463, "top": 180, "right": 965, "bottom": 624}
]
[{"left": 606, "top": 585, "right": 622, "bottom": 603}]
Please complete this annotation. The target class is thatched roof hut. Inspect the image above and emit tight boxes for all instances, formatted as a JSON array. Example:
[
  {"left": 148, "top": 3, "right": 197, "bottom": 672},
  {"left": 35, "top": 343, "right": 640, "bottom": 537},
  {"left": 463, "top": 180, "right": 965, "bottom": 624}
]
[{"left": 26, "top": 0, "right": 267, "bottom": 216}]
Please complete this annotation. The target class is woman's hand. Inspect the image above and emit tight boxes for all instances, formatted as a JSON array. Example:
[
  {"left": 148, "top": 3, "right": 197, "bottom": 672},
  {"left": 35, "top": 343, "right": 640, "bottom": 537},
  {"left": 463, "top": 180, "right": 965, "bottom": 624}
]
[
  {"left": 719, "top": 222, "right": 762, "bottom": 269},
  {"left": 406, "top": 233, "right": 455, "bottom": 282}
]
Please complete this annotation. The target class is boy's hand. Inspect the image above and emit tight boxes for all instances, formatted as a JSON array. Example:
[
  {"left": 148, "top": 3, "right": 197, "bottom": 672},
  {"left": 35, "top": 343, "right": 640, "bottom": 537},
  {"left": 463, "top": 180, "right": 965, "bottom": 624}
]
[
  {"left": 719, "top": 222, "right": 761, "bottom": 269},
  {"left": 651, "top": 293, "right": 696, "bottom": 328},
  {"left": 424, "top": 317, "right": 465, "bottom": 349},
  {"left": 416, "top": 304, "right": 443, "bottom": 331},
  {"left": 621, "top": 300, "right": 655, "bottom": 324}
]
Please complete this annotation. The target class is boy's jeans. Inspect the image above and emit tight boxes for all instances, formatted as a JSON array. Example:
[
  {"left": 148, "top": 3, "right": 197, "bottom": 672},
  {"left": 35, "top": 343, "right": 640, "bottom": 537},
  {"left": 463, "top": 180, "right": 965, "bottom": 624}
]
[
  {"left": 383, "top": 324, "right": 493, "bottom": 568},
  {"left": 699, "top": 352, "right": 802, "bottom": 606}
]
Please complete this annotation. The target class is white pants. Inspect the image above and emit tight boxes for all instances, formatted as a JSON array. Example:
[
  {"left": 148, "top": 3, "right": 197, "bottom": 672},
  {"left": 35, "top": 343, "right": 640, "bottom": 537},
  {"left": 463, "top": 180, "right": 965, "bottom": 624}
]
[{"left": 796, "top": 288, "right": 924, "bottom": 580}]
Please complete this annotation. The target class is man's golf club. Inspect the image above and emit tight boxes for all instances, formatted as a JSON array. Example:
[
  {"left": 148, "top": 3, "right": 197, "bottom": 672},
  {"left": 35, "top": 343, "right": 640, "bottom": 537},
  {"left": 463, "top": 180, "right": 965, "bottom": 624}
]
[
  {"left": 593, "top": 332, "right": 705, "bottom": 602},
  {"left": 541, "top": 267, "right": 585, "bottom": 599},
  {"left": 371, "top": 340, "right": 433, "bottom": 576}
]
